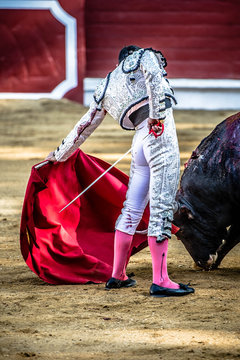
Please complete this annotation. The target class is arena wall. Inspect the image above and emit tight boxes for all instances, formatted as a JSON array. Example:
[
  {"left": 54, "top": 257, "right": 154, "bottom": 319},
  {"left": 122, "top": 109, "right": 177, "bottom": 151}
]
[{"left": 0, "top": 0, "right": 239, "bottom": 109}]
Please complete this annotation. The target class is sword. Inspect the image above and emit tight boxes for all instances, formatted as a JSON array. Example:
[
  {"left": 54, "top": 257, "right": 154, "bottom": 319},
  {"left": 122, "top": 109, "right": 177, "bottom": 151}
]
[
  {"left": 59, "top": 123, "right": 164, "bottom": 213},
  {"left": 59, "top": 146, "right": 133, "bottom": 213}
]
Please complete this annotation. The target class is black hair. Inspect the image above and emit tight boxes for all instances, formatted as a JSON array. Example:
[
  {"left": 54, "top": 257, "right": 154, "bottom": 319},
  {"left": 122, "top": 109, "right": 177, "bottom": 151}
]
[
  {"left": 118, "top": 45, "right": 141, "bottom": 63},
  {"left": 118, "top": 45, "right": 167, "bottom": 68}
]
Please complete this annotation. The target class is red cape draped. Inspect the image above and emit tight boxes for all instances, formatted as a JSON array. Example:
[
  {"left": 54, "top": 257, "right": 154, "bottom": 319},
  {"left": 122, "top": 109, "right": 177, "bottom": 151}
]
[
  {"left": 20, "top": 149, "right": 179, "bottom": 284},
  {"left": 20, "top": 150, "right": 150, "bottom": 284}
]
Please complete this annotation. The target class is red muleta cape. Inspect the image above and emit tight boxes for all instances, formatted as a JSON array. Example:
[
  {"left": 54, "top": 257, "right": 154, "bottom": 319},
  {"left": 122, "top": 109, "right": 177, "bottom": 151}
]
[
  {"left": 20, "top": 150, "right": 149, "bottom": 284},
  {"left": 20, "top": 149, "right": 179, "bottom": 285}
]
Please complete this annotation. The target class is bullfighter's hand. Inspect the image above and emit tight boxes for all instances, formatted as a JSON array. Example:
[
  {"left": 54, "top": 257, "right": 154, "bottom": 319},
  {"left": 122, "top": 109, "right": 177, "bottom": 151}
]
[
  {"left": 45, "top": 151, "right": 56, "bottom": 162},
  {"left": 148, "top": 118, "right": 164, "bottom": 133}
]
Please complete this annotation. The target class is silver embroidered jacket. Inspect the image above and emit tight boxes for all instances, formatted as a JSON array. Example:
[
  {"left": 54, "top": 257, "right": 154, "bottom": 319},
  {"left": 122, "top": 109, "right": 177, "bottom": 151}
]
[{"left": 53, "top": 48, "right": 176, "bottom": 162}]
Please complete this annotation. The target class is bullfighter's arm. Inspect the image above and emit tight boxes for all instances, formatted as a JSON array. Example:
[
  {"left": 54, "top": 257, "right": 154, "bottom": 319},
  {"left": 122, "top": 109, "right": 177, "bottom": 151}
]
[
  {"left": 140, "top": 50, "right": 166, "bottom": 121},
  {"left": 46, "top": 100, "right": 106, "bottom": 162}
]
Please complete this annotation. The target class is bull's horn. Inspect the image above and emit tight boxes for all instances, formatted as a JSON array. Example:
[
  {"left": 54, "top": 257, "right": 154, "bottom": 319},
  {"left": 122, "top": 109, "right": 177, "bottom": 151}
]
[{"left": 216, "top": 239, "right": 226, "bottom": 253}]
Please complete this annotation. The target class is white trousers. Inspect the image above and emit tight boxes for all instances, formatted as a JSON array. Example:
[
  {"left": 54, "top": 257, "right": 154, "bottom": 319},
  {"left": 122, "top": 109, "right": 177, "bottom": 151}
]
[{"left": 115, "top": 108, "right": 180, "bottom": 241}]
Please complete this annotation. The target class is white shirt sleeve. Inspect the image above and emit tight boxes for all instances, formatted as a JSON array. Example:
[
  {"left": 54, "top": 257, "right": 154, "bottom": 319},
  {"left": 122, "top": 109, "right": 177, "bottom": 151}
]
[{"left": 54, "top": 100, "right": 106, "bottom": 162}]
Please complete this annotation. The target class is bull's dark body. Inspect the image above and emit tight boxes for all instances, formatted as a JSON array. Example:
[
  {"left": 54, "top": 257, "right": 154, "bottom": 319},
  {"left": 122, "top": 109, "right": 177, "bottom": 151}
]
[{"left": 174, "top": 112, "right": 240, "bottom": 268}]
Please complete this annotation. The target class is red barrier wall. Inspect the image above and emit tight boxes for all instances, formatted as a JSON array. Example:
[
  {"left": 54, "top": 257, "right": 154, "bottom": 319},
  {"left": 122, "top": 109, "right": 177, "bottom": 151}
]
[
  {"left": 0, "top": 0, "right": 239, "bottom": 102},
  {"left": 85, "top": 0, "right": 240, "bottom": 79},
  {"left": 0, "top": 0, "right": 85, "bottom": 102}
]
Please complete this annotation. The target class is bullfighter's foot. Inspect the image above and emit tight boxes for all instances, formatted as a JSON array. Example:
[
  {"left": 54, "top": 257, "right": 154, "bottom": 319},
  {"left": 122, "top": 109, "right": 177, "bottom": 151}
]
[
  {"left": 105, "top": 277, "right": 137, "bottom": 290},
  {"left": 150, "top": 283, "right": 195, "bottom": 297}
]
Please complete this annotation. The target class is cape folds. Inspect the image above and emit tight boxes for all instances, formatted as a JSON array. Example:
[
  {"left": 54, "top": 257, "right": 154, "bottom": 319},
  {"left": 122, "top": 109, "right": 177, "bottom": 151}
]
[
  {"left": 20, "top": 150, "right": 150, "bottom": 284},
  {"left": 20, "top": 149, "right": 179, "bottom": 285}
]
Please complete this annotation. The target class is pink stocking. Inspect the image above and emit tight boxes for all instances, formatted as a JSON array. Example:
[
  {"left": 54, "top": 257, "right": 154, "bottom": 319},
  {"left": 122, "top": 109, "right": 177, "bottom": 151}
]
[
  {"left": 112, "top": 230, "right": 133, "bottom": 281},
  {"left": 148, "top": 236, "right": 180, "bottom": 289}
]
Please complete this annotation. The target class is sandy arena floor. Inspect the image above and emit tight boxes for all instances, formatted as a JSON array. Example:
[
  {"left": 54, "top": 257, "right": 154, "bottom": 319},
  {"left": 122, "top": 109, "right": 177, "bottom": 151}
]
[{"left": 0, "top": 99, "right": 239, "bottom": 360}]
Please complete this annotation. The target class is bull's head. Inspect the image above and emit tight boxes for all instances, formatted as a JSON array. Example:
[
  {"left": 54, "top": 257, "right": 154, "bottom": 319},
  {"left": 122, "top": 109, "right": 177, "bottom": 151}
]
[{"left": 173, "top": 199, "right": 227, "bottom": 270}]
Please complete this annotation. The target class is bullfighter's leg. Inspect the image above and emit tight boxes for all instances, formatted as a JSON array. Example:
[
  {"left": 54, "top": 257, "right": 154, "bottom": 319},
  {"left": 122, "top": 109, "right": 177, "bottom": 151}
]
[
  {"left": 144, "top": 111, "right": 194, "bottom": 295},
  {"left": 144, "top": 109, "right": 180, "bottom": 240},
  {"left": 106, "top": 133, "right": 150, "bottom": 289},
  {"left": 111, "top": 230, "right": 133, "bottom": 281},
  {"left": 148, "top": 236, "right": 180, "bottom": 289}
]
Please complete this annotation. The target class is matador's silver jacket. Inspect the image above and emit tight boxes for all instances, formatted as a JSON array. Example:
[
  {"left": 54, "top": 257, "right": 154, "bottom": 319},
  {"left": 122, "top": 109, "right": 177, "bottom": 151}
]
[{"left": 52, "top": 48, "right": 176, "bottom": 162}]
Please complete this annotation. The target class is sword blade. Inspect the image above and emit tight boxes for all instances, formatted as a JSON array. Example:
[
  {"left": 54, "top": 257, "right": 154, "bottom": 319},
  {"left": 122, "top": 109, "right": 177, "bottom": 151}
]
[
  {"left": 59, "top": 147, "right": 132, "bottom": 213},
  {"left": 59, "top": 133, "right": 150, "bottom": 213}
]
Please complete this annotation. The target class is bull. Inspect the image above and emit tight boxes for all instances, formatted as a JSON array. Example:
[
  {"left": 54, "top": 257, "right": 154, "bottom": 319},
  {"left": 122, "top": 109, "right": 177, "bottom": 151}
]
[{"left": 173, "top": 112, "right": 240, "bottom": 269}]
